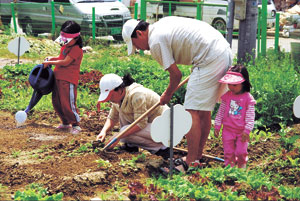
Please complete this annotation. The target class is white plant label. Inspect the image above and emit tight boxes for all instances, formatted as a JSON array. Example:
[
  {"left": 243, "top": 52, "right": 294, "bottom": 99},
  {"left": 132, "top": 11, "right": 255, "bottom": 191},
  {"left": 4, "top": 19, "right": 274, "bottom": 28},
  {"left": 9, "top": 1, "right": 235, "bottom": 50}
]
[
  {"left": 7, "top": 36, "right": 30, "bottom": 57},
  {"left": 151, "top": 104, "right": 192, "bottom": 147},
  {"left": 293, "top": 95, "right": 300, "bottom": 118}
]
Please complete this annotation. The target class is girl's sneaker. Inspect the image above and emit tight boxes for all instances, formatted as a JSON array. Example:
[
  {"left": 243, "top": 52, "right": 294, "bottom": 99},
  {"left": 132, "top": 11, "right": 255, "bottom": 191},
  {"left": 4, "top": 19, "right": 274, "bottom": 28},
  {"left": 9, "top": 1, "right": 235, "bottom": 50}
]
[
  {"left": 71, "top": 126, "right": 81, "bottom": 135},
  {"left": 56, "top": 124, "right": 71, "bottom": 130}
]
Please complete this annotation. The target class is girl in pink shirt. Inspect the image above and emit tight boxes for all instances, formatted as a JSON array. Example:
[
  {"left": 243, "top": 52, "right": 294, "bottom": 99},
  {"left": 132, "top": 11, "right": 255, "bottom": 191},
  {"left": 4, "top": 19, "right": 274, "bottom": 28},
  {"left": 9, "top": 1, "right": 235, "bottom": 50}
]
[{"left": 214, "top": 65, "right": 256, "bottom": 168}]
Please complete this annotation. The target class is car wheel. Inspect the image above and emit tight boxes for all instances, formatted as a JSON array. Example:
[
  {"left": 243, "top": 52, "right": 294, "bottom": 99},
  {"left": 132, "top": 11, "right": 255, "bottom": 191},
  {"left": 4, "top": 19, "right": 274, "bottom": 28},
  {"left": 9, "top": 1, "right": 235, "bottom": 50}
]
[
  {"left": 212, "top": 18, "right": 226, "bottom": 33},
  {"left": 112, "top": 34, "right": 123, "bottom": 41},
  {"left": 0, "top": 15, "right": 12, "bottom": 26}
]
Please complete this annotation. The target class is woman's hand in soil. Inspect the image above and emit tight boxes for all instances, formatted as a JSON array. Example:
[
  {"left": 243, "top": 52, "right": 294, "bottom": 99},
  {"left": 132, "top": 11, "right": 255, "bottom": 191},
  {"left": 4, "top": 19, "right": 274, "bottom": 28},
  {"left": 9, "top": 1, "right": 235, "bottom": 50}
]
[
  {"left": 96, "top": 131, "right": 106, "bottom": 142},
  {"left": 241, "top": 133, "right": 250, "bottom": 142}
]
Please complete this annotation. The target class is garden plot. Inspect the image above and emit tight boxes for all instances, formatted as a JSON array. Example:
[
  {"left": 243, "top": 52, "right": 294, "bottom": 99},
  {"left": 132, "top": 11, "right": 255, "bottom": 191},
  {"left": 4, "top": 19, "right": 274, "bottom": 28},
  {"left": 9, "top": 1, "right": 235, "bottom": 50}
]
[
  {"left": 0, "top": 34, "right": 299, "bottom": 199},
  {"left": 0, "top": 110, "right": 299, "bottom": 200}
]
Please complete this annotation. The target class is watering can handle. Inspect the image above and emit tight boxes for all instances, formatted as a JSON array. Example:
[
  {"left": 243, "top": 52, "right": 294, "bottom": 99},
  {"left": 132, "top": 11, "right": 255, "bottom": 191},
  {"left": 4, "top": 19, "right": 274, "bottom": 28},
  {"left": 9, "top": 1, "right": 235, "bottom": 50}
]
[
  {"left": 34, "top": 64, "right": 51, "bottom": 87},
  {"left": 34, "top": 64, "right": 45, "bottom": 86}
]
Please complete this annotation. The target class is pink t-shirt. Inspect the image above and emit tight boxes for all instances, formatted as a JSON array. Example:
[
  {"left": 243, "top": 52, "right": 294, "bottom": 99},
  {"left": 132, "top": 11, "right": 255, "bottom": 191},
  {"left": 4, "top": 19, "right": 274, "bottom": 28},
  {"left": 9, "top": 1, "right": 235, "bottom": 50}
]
[{"left": 215, "top": 91, "right": 256, "bottom": 134}]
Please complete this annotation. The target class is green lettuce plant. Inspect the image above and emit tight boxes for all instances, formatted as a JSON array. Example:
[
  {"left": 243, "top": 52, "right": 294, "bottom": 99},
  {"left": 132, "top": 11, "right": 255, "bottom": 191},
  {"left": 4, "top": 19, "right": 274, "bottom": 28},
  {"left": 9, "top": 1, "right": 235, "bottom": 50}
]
[{"left": 14, "top": 183, "right": 63, "bottom": 201}]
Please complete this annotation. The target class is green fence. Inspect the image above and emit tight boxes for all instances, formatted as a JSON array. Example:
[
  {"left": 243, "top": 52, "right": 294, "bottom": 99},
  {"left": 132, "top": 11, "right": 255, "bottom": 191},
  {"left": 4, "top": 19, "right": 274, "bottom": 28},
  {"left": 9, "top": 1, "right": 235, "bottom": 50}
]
[
  {"left": 135, "top": 0, "right": 280, "bottom": 56},
  {"left": 140, "top": 0, "right": 233, "bottom": 34},
  {"left": 1, "top": 0, "right": 281, "bottom": 54}
]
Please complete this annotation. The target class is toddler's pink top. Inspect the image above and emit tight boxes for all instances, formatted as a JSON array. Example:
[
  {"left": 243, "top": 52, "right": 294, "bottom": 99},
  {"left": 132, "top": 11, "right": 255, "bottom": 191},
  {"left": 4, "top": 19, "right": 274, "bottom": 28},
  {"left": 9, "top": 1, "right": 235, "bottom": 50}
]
[{"left": 215, "top": 91, "right": 256, "bottom": 134}]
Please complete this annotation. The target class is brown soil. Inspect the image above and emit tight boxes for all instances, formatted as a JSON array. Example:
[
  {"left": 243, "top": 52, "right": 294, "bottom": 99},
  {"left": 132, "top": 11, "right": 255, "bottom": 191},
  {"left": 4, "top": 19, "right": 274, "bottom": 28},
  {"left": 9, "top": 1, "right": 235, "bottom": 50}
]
[
  {"left": 0, "top": 110, "right": 184, "bottom": 200},
  {"left": 0, "top": 110, "right": 299, "bottom": 200}
]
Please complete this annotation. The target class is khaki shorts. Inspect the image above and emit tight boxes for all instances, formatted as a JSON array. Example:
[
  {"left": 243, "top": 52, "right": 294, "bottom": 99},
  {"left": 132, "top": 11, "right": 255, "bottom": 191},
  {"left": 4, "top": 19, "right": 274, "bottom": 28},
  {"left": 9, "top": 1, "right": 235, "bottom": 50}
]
[{"left": 184, "top": 48, "right": 232, "bottom": 111}]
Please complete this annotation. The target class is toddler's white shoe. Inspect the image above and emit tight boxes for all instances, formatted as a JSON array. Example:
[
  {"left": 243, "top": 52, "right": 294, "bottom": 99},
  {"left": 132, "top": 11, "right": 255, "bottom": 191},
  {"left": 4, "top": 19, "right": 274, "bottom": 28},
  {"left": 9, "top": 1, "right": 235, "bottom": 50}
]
[{"left": 71, "top": 126, "right": 81, "bottom": 135}]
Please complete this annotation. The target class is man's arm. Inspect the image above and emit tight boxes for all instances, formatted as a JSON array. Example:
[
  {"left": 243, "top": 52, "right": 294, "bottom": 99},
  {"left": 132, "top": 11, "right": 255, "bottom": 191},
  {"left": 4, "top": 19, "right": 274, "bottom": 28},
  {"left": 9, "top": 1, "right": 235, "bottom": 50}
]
[{"left": 160, "top": 63, "right": 182, "bottom": 105}]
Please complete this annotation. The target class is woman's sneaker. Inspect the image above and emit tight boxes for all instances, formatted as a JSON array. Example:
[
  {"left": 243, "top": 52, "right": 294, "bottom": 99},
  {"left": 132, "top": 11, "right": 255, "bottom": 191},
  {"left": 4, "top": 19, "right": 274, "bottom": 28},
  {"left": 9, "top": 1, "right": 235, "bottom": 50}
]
[
  {"left": 71, "top": 126, "right": 81, "bottom": 135},
  {"left": 56, "top": 124, "right": 71, "bottom": 130}
]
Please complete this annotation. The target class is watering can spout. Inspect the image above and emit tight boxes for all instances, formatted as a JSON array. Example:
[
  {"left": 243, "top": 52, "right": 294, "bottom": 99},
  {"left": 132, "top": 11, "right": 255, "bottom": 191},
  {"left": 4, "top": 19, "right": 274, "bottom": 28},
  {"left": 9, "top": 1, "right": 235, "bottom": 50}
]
[{"left": 25, "top": 91, "right": 44, "bottom": 113}]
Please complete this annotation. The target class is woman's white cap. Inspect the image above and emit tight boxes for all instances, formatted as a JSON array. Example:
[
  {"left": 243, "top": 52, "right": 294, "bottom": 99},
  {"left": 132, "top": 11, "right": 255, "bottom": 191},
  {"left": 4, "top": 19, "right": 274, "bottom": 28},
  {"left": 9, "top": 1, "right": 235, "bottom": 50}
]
[
  {"left": 122, "top": 19, "right": 139, "bottom": 55},
  {"left": 98, "top": 74, "right": 123, "bottom": 102}
]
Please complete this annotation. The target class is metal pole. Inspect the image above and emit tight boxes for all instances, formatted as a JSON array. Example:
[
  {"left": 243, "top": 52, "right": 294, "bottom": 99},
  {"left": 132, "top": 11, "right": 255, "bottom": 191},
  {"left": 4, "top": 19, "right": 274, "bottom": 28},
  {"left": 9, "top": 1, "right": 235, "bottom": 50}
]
[
  {"left": 10, "top": 2, "right": 17, "bottom": 33},
  {"left": 17, "top": 37, "right": 20, "bottom": 64},
  {"left": 134, "top": 2, "right": 138, "bottom": 19},
  {"left": 257, "top": 8, "right": 261, "bottom": 57},
  {"left": 237, "top": 0, "right": 258, "bottom": 64},
  {"left": 92, "top": 7, "right": 96, "bottom": 40},
  {"left": 261, "top": 0, "right": 267, "bottom": 56},
  {"left": 51, "top": 0, "right": 56, "bottom": 38},
  {"left": 196, "top": 4, "right": 200, "bottom": 20},
  {"left": 140, "top": 0, "right": 146, "bottom": 56},
  {"left": 226, "top": 0, "right": 235, "bottom": 47},
  {"left": 140, "top": 0, "right": 146, "bottom": 20},
  {"left": 274, "top": 12, "right": 280, "bottom": 52},
  {"left": 169, "top": 104, "right": 174, "bottom": 177},
  {"left": 196, "top": 3, "right": 202, "bottom": 20}
]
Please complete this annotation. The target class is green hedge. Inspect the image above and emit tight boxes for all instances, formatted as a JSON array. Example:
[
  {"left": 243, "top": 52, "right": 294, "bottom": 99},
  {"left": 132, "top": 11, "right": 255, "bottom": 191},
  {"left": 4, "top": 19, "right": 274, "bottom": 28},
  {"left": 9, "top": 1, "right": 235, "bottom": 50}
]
[
  {"left": 248, "top": 50, "right": 300, "bottom": 128},
  {"left": 0, "top": 46, "right": 299, "bottom": 129}
]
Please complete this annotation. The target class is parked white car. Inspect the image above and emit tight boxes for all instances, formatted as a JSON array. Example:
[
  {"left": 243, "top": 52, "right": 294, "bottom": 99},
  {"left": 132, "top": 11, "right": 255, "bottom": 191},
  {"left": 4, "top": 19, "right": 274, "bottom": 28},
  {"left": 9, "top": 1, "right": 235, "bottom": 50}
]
[
  {"left": 0, "top": 0, "right": 131, "bottom": 40},
  {"left": 146, "top": 0, "right": 277, "bottom": 31}
]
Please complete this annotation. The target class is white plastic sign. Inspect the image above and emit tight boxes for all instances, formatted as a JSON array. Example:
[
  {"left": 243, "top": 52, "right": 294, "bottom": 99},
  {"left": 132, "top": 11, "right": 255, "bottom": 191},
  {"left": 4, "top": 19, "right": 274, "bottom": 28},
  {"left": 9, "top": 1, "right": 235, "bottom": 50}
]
[
  {"left": 7, "top": 36, "right": 30, "bottom": 57},
  {"left": 293, "top": 95, "right": 300, "bottom": 118},
  {"left": 151, "top": 104, "right": 192, "bottom": 147}
]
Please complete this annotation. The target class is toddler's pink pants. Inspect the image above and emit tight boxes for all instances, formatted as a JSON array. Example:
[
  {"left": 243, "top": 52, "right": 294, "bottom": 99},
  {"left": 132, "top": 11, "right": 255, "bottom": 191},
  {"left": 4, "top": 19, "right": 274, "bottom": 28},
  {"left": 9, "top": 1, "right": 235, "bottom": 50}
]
[{"left": 222, "top": 127, "right": 248, "bottom": 168}]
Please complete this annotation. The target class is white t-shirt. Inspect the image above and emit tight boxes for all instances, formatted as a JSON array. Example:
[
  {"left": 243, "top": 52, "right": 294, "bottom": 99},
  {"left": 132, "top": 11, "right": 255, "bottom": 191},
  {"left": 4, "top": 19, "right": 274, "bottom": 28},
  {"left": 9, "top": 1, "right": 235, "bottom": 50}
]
[{"left": 148, "top": 16, "right": 230, "bottom": 70}]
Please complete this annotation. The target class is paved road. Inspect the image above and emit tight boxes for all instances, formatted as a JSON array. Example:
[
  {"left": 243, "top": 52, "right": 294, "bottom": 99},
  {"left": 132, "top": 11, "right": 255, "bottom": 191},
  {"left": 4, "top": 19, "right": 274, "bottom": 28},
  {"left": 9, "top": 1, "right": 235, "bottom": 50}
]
[
  {"left": 107, "top": 35, "right": 300, "bottom": 56},
  {"left": 231, "top": 37, "right": 300, "bottom": 56}
]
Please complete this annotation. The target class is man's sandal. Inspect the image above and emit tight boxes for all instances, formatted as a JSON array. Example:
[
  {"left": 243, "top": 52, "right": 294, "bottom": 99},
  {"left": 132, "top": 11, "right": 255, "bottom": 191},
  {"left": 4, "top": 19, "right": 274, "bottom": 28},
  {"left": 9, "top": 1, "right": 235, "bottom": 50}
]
[
  {"left": 189, "top": 160, "right": 206, "bottom": 169},
  {"left": 159, "top": 158, "right": 189, "bottom": 176},
  {"left": 173, "top": 158, "right": 189, "bottom": 171}
]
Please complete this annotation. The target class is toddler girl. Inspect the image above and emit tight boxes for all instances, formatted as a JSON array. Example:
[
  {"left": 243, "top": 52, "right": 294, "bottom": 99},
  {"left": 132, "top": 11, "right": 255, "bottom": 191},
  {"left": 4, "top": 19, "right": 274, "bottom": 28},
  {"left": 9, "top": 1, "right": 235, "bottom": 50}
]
[{"left": 214, "top": 64, "right": 256, "bottom": 168}]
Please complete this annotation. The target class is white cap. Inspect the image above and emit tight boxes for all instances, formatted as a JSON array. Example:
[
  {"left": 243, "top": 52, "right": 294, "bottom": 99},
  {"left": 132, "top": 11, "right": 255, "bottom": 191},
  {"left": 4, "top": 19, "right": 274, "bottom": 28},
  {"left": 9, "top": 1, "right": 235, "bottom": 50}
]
[
  {"left": 122, "top": 19, "right": 139, "bottom": 55},
  {"left": 98, "top": 74, "right": 123, "bottom": 102}
]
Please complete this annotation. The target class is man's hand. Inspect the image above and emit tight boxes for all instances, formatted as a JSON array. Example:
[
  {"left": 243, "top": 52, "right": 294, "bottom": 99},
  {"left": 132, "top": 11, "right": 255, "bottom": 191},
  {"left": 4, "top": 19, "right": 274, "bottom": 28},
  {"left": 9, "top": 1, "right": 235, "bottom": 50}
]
[
  {"left": 96, "top": 101, "right": 101, "bottom": 112},
  {"left": 214, "top": 129, "right": 220, "bottom": 138},
  {"left": 160, "top": 91, "right": 173, "bottom": 105},
  {"left": 161, "top": 63, "right": 182, "bottom": 105}
]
